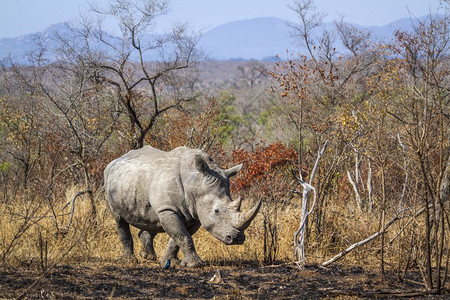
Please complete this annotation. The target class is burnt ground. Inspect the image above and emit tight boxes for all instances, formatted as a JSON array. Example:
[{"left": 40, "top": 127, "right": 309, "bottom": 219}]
[{"left": 1, "top": 260, "right": 449, "bottom": 299}]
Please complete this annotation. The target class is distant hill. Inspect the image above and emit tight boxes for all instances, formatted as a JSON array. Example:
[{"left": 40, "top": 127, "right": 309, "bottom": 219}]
[
  {"left": 198, "top": 16, "right": 437, "bottom": 60},
  {"left": 199, "top": 17, "right": 296, "bottom": 60},
  {"left": 0, "top": 15, "right": 439, "bottom": 63},
  {"left": 0, "top": 22, "right": 73, "bottom": 64}
]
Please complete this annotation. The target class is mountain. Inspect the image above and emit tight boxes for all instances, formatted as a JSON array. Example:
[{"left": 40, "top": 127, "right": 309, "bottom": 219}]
[
  {"left": 0, "top": 15, "right": 439, "bottom": 63},
  {"left": 0, "top": 22, "right": 72, "bottom": 63},
  {"left": 199, "top": 17, "right": 296, "bottom": 60},
  {"left": 198, "top": 16, "right": 436, "bottom": 60}
]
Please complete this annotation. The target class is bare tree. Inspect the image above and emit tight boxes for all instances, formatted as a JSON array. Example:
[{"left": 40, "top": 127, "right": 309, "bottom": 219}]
[
  {"left": 57, "top": 0, "right": 201, "bottom": 148},
  {"left": 288, "top": 0, "right": 325, "bottom": 66},
  {"left": 388, "top": 14, "right": 449, "bottom": 292},
  {"left": 236, "top": 60, "right": 267, "bottom": 89}
]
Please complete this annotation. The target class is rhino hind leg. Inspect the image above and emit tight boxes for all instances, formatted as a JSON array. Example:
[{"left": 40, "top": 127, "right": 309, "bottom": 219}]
[
  {"left": 138, "top": 230, "right": 157, "bottom": 261},
  {"left": 116, "top": 217, "right": 135, "bottom": 259}
]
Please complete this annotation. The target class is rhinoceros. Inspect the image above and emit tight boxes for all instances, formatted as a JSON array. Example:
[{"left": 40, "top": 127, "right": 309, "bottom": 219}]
[{"left": 104, "top": 145, "right": 261, "bottom": 267}]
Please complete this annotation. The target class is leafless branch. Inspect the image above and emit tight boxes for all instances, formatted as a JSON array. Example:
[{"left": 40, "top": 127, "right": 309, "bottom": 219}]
[{"left": 322, "top": 206, "right": 426, "bottom": 267}]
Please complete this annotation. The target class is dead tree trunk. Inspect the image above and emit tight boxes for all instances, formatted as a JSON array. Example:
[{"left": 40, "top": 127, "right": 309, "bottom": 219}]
[{"left": 293, "top": 141, "right": 328, "bottom": 262}]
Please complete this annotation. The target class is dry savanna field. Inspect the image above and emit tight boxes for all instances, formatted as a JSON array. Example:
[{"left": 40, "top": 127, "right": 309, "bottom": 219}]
[
  {"left": 1, "top": 188, "right": 448, "bottom": 299},
  {"left": 1, "top": 0, "right": 449, "bottom": 299}
]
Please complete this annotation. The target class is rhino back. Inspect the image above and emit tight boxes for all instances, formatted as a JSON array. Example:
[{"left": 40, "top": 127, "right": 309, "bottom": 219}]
[{"left": 104, "top": 146, "right": 195, "bottom": 229}]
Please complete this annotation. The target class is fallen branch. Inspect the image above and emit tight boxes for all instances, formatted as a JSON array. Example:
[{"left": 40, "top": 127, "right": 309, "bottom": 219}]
[{"left": 321, "top": 206, "right": 426, "bottom": 267}]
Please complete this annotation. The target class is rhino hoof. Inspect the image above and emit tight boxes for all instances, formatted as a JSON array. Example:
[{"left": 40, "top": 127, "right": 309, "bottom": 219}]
[
  {"left": 160, "top": 258, "right": 180, "bottom": 268},
  {"left": 121, "top": 254, "right": 138, "bottom": 264},
  {"left": 181, "top": 257, "right": 204, "bottom": 268},
  {"left": 140, "top": 251, "right": 157, "bottom": 261}
]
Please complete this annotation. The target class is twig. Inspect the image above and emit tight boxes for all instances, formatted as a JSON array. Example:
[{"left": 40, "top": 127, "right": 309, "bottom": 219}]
[
  {"left": 258, "top": 261, "right": 300, "bottom": 269},
  {"left": 10, "top": 212, "right": 71, "bottom": 220},
  {"left": 397, "top": 133, "right": 408, "bottom": 210},
  {"left": 62, "top": 190, "right": 92, "bottom": 230}
]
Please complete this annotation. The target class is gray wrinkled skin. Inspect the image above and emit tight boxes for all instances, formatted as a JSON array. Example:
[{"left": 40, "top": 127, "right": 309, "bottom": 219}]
[{"left": 104, "top": 146, "right": 261, "bottom": 268}]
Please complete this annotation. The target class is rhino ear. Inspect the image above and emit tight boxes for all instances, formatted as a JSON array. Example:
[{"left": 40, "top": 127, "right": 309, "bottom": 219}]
[
  {"left": 225, "top": 164, "right": 242, "bottom": 178},
  {"left": 195, "top": 155, "right": 210, "bottom": 175}
]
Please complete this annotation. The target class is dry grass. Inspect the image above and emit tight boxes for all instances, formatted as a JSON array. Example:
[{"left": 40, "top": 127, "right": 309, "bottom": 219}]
[
  {"left": 0, "top": 184, "right": 422, "bottom": 271},
  {"left": 2, "top": 184, "right": 448, "bottom": 299}
]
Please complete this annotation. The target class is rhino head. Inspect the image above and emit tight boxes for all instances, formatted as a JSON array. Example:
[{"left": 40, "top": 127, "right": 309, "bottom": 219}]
[{"left": 192, "top": 154, "right": 261, "bottom": 245}]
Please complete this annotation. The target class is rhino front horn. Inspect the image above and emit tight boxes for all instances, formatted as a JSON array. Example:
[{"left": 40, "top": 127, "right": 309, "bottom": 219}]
[{"left": 233, "top": 199, "right": 262, "bottom": 230}]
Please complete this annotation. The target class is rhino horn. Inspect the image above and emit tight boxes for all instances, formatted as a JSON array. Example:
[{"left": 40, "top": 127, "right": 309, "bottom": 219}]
[
  {"left": 225, "top": 164, "right": 242, "bottom": 178},
  {"left": 233, "top": 199, "right": 262, "bottom": 230},
  {"left": 228, "top": 197, "right": 242, "bottom": 212}
]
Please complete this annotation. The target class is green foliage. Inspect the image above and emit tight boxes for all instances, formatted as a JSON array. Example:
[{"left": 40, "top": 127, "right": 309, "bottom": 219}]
[
  {"left": 258, "top": 107, "right": 273, "bottom": 128},
  {"left": 214, "top": 92, "right": 243, "bottom": 146},
  {"left": 0, "top": 162, "right": 11, "bottom": 173}
]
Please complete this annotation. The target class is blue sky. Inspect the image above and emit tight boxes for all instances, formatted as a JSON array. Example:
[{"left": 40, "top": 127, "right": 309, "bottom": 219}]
[{"left": 0, "top": 0, "right": 443, "bottom": 39}]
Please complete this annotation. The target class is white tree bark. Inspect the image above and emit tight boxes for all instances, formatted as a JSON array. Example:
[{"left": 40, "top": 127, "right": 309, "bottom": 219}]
[
  {"left": 367, "top": 160, "right": 373, "bottom": 212},
  {"left": 347, "top": 170, "right": 362, "bottom": 211},
  {"left": 293, "top": 141, "right": 328, "bottom": 262},
  {"left": 439, "top": 155, "right": 449, "bottom": 204},
  {"left": 437, "top": 155, "right": 449, "bottom": 224},
  {"left": 347, "top": 146, "right": 365, "bottom": 212}
]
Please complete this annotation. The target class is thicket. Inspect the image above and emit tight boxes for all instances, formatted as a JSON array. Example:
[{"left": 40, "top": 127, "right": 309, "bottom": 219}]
[{"left": 0, "top": 0, "right": 449, "bottom": 294}]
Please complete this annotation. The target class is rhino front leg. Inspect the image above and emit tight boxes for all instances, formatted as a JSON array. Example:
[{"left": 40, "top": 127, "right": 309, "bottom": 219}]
[
  {"left": 138, "top": 230, "right": 157, "bottom": 261},
  {"left": 161, "top": 238, "right": 181, "bottom": 267},
  {"left": 158, "top": 211, "right": 203, "bottom": 267},
  {"left": 161, "top": 222, "right": 201, "bottom": 267}
]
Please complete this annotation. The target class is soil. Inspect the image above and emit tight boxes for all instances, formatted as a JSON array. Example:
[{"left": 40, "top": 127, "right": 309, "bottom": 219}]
[{"left": 1, "top": 260, "right": 448, "bottom": 299}]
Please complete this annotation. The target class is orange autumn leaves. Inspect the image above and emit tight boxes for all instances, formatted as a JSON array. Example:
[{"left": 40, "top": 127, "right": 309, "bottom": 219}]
[{"left": 231, "top": 143, "right": 297, "bottom": 192}]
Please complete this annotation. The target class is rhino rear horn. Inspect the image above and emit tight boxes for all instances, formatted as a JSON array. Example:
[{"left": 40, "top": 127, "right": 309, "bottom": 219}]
[
  {"left": 228, "top": 197, "right": 242, "bottom": 212},
  {"left": 233, "top": 199, "right": 262, "bottom": 230},
  {"left": 225, "top": 164, "right": 242, "bottom": 178}
]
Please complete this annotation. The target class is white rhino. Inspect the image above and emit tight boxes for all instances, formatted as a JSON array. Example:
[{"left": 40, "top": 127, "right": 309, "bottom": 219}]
[{"left": 104, "top": 146, "right": 261, "bottom": 267}]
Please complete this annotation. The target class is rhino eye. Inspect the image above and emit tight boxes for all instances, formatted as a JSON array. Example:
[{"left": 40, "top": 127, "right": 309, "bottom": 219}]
[{"left": 214, "top": 208, "right": 219, "bottom": 214}]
